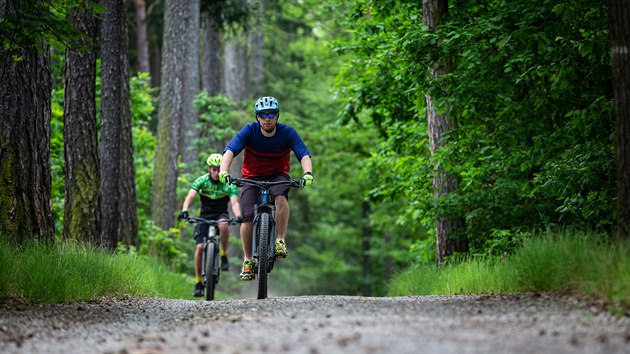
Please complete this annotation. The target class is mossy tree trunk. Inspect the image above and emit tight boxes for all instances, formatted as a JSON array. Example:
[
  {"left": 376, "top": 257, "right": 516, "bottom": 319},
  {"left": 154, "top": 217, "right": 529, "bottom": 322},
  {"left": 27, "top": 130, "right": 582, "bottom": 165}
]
[
  {"left": 181, "top": 0, "right": 200, "bottom": 174},
  {"left": 151, "top": 0, "right": 187, "bottom": 230},
  {"left": 0, "top": 1, "right": 54, "bottom": 245},
  {"left": 100, "top": 0, "right": 138, "bottom": 249},
  {"left": 248, "top": 0, "right": 264, "bottom": 98},
  {"left": 202, "top": 13, "right": 223, "bottom": 96},
  {"left": 224, "top": 36, "right": 248, "bottom": 102},
  {"left": 63, "top": 1, "right": 101, "bottom": 245},
  {"left": 423, "top": 0, "right": 467, "bottom": 265}
]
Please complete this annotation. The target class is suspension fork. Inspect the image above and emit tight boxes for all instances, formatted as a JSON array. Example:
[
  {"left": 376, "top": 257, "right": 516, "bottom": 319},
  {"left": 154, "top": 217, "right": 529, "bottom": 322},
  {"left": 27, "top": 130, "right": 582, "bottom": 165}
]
[{"left": 252, "top": 203, "right": 277, "bottom": 259}]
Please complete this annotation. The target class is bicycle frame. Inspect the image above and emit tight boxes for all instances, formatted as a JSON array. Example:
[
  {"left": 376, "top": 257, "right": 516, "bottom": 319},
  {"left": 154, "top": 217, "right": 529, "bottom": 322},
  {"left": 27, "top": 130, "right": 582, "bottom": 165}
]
[
  {"left": 231, "top": 178, "right": 303, "bottom": 299},
  {"left": 185, "top": 216, "right": 239, "bottom": 301},
  {"left": 251, "top": 190, "right": 277, "bottom": 268}
]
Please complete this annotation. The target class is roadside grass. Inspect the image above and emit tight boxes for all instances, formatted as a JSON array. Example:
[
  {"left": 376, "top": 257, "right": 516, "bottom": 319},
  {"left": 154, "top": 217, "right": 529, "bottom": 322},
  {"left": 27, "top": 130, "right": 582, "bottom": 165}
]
[
  {"left": 0, "top": 238, "right": 194, "bottom": 303},
  {"left": 388, "top": 232, "right": 630, "bottom": 314}
]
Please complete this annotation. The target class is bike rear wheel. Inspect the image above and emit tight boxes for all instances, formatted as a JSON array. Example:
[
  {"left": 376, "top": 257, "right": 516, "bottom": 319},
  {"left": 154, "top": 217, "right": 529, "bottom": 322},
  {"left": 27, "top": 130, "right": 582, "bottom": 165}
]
[
  {"left": 256, "top": 212, "right": 271, "bottom": 299},
  {"left": 205, "top": 242, "right": 217, "bottom": 301}
]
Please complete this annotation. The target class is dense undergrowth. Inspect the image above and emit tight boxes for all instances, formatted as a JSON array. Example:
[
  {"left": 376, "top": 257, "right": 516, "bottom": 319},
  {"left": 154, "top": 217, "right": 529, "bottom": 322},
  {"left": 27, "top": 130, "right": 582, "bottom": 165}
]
[
  {"left": 0, "top": 238, "right": 193, "bottom": 303},
  {"left": 388, "top": 232, "right": 630, "bottom": 315}
]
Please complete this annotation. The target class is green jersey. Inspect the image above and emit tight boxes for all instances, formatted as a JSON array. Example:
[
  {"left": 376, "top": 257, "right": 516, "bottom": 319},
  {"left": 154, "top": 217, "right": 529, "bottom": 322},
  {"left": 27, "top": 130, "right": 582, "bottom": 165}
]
[{"left": 191, "top": 173, "right": 239, "bottom": 215}]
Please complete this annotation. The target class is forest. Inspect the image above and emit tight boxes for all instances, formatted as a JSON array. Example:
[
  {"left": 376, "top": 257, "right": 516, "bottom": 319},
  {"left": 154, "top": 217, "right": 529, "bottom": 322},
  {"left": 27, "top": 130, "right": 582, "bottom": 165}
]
[{"left": 1, "top": 0, "right": 629, "bottom": 298}]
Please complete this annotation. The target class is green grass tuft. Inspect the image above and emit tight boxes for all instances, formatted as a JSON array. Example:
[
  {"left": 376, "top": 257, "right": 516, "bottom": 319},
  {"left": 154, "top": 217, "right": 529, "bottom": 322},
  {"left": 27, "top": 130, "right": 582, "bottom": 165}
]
[
  {"left": 388, "top": 231, "right": 630, "bottom": 313},
  {"left": 0, "top": 238, "right": 194, "bottom": 303}
]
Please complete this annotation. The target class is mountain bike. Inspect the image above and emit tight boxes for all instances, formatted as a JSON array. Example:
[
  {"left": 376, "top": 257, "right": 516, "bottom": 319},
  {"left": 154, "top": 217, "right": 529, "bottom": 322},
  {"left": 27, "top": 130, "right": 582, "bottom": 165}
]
[
  {"left": 184, "top": 216, "right": 241, "bottom": 301},
  {"left": 230, "top": 178, "right": 304, "bottom": 299}
]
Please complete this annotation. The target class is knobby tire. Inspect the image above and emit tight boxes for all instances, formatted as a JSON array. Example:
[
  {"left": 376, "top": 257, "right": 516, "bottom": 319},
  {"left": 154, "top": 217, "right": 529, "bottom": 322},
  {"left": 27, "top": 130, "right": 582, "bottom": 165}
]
[
  {"left": 205, "top": 242, "right": 216, "bottom": 301},
  {"left": 257, "top": 212, "right": 270, "bottom": 299}
]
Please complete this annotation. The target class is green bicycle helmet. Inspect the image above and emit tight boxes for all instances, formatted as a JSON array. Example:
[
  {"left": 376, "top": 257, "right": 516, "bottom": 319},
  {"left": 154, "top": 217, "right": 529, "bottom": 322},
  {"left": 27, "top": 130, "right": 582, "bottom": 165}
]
[
  {"left": 206, "top": 153, "right": 222, "bottom": 167},
  {"left": 254, "top": 96, "right": 280, "bottom": 114}
]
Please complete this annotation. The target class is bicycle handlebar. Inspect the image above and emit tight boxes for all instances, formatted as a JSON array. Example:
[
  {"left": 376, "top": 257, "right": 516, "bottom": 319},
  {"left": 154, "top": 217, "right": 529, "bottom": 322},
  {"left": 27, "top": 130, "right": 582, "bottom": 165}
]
[
  {"left": 230, "top": 178, "right": 304, "bottom": 189},
  {"left": 184, "top": 216, "right": 242, "bottom": 225}
]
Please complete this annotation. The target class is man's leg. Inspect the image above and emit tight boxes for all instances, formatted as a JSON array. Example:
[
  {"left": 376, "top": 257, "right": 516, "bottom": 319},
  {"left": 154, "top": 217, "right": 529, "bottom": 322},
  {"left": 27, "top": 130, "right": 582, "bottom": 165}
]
[
  {"left": 194, "top": 243, "right": 203, "bottom": 278},
  {"left": 274, "top": 195, "right": 289, "bottom": 258},
  {"left": 241, "top": 221, "right": 253, "bottom": 259},
  {"left": 193, "top": 243, "right": 204, "bottom": 297},
  {"left": 218, "top": 222, "right": 229, "bottom": 254},
  {"left": 240, "top": 221, "right": 254, "bottom": 280},
  {"left": 218, "top": 221, "right": 230, "bottom": 270},
  {"left": 274, "top": 195, "right": 289, "bottom": 240}
]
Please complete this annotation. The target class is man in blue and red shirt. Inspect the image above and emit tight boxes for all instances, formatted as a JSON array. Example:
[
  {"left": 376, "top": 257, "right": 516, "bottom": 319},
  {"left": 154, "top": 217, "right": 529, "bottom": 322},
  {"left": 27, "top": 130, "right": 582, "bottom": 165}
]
[{"left": 219, "top": 96, "right": 313, "bottom": 280}]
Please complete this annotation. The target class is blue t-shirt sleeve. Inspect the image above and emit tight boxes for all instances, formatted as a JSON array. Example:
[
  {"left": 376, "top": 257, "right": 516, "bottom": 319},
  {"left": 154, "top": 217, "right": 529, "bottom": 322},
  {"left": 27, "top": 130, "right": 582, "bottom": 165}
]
[
  {"left": 224, "top": 123, "right": 254, "bottom": 156},
  {"left": 287, "top": 126, "right": 310, "bottom": 162}
]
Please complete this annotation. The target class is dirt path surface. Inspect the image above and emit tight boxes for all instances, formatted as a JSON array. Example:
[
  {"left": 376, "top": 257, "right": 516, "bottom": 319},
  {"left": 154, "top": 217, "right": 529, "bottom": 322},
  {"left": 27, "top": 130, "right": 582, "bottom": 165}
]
[{"left": 1, "top": 294, "right": 629, "bottom": 354}]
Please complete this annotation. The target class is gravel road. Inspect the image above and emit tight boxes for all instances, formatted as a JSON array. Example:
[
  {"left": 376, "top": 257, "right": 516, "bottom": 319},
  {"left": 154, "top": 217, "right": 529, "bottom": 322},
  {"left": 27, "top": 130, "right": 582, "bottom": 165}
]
[{"left": 1, "top": 294, "right": 629, "bottom": 354}]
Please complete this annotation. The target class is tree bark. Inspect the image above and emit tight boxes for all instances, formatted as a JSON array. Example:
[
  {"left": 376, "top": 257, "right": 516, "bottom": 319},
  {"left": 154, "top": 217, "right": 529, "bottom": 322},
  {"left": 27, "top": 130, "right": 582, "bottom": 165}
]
[
  {"left": 422, "top": 0, "right": 466, "bottom": 265},
  {"left": 151, "top": 0, "right": 187, "bottom": 229},
  {"left": 101, "top": 0, "right": 137, "bottom": 249},
  {"left": 181, "top": 0, "right": 201, "bottom": 173},
  {"left": 224, "top": 36, "right": 248, "bottom": 102},
  {"left": 132, "top": 0, "right": 150, "bottom": 74},
  {"left": 248, "top": 0, "right": 264, "bottom": 97},
  {"left": 63, "top": 1, "right": 101, "bottom": 244},
  {"left": 202, "top": 13, "right": 224, "bottom": 96},
  {"left": 0, "top": 1, "right": 54, "bottom": 245},
  {"left": 612, "top": 0, "right": 630, "bottom": 240}
]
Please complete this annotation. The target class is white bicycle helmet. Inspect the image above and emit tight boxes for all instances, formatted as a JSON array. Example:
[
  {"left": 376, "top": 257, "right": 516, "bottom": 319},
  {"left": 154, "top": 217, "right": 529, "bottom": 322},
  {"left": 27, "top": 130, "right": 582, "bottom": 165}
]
[{"left": 254, "top": 96, "right": 280, "bottom": 113}]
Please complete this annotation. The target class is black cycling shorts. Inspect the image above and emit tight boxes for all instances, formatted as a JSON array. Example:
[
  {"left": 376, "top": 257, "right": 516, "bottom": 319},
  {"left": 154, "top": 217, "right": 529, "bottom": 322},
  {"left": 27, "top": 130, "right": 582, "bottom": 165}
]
[
  {"left": 239, "top": 173, "right": 291, "bottom": 222},
  {"left": 193, "top": 213, "right": 229, "bottom": 244}
]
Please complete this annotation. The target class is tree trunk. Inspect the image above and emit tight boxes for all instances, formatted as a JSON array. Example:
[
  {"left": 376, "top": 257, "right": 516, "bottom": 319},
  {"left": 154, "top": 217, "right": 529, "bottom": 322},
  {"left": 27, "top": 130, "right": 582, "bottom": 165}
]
[
  {"left": 101, "top": 0, "right": 137, "bottom": 249},
  {"left": 202, "top": 13, "right": 224, "bottom": 96},
  {"left": 152, "top": 0, "right": 187, "bottom": 229},
  {"left": 0, "top": 52, "right": 54, "bottom": 243},
  {"left": 422, "top": 0, "right": 466, "bottom": 265},
  {"left": 118, "top": 69, "right": 138, "bottom": 247},
  {"left": 248, "top": 0, "right": 264, "bottom": 97},
  {"left": 224, "top": 36, "right": 248, "bottom": 102},
  {"left": 132, "top": 0, "right": 150, "bottom": 74},
  {"left": 612, "top": 0, "right": 630, "bottom": 240},
  {"left": 63, "top": 1, "right": 101, "bottom": 244},
  {"left": 181, "top": 0, "right": 201, "bottom": 173},
  {"left": 0, "top": 1, "right": 54, "bottom": 245}
]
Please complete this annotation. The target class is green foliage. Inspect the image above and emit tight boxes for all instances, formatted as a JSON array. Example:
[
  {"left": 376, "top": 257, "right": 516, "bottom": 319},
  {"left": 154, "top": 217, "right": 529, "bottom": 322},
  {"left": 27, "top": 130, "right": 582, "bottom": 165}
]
[
  {"left": 126, "top": 74, "right": 195, "bottom": 274},
  {"left": 191, "top": 92, "right": 237, "bottom": 161},
  {"left": 201, "top": 0, "right": 252, "bottom": 31},
  {"left": 50, "top": 85, "right": 66, "bottom": 236},
  {"left": 130, "top": 222, "right": 191, "bottom": 274},
  {"left": 335, "top": 0, "right": 614, "bottom": 260},
  {"left": 0, "top": 0, "right": 104, "bottom": 55},
  {"left": 130, "top": 73, "right": 158, "bottom": 222},
  {"left": 0, "top": 237, "right": 193, "bottom": 303},
  {"left": 388, "top": 231, "right": 630, "bottom": 314}
]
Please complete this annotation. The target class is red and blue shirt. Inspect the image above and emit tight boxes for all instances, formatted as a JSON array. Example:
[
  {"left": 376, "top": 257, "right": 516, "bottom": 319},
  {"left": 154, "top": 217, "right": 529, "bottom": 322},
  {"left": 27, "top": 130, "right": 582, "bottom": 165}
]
[{"left": 225, "top": 122, "right": 311, "bottom": 178}]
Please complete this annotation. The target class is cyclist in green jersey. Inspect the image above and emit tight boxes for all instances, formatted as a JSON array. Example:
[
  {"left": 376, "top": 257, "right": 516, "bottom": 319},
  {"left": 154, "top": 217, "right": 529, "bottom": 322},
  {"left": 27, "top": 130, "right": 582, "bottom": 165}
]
[{"left": 179, "top": 153, "right": 243, "bottom": 297}]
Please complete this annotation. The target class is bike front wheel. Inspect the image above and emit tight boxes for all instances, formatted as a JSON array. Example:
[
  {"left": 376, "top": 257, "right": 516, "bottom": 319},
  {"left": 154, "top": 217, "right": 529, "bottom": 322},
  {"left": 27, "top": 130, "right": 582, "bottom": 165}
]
[
  {"left": 256, "top": 212, "right": 271, "bottom": 299},
  {"left": 205, "top": 242, "right": 217, "bottom": 301}
]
